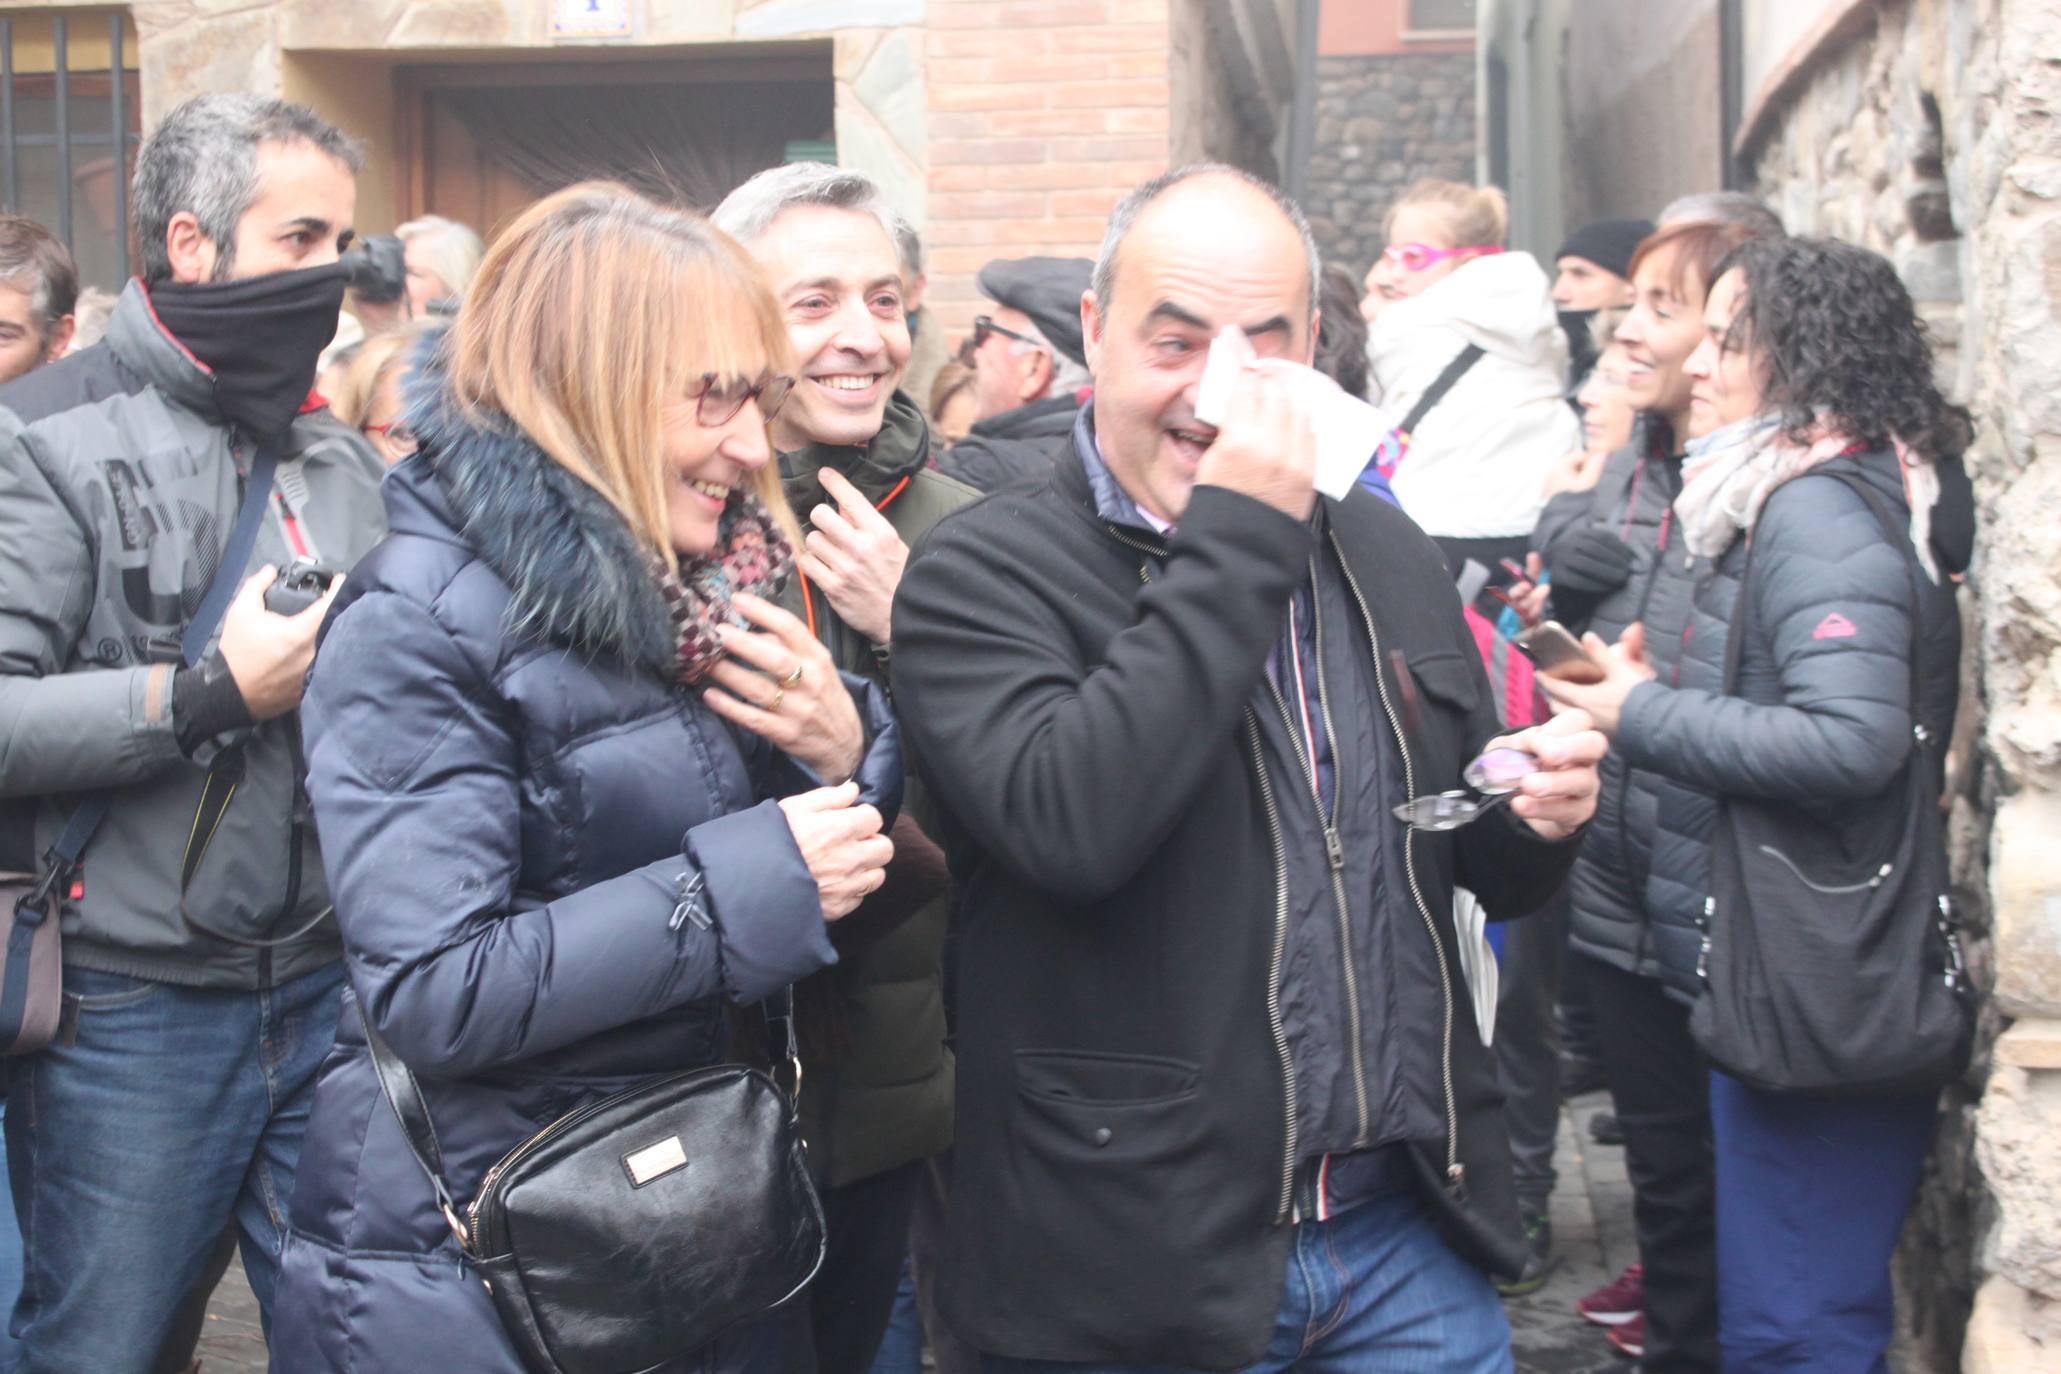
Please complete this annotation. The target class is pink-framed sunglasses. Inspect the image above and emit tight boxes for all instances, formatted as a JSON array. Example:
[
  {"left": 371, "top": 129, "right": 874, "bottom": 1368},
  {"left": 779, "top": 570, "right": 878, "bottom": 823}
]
[{"left": 1381, "top": 242, "right": 1504, "bottom": 273}]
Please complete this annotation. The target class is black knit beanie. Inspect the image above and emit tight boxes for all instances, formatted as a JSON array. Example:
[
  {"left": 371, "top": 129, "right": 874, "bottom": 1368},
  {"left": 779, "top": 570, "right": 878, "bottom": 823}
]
[{"left": 1554, "top": 218, "right": 1655, "bottom": 282}]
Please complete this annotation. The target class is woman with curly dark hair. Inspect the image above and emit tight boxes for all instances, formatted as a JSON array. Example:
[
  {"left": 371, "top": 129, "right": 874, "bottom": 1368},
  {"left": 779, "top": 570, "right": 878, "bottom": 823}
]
[{"left": 1543, "top": 236, "right": 1972, "bottom": 1372}]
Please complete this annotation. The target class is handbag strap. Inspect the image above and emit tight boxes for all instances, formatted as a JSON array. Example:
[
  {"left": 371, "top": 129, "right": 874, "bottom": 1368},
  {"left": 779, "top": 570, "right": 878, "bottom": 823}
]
[
  {"left": 1722, "top": 467, "right": 1928, "bottom": 738},
  {"left": 361, "top": 983, "right": 804, "bottom": 1252},
  {"left": 19, "top": 445, "right": 280, "bottom": 915},
  {"left": 1398, "top": 343, "right": 1485, "bottom": 439}
]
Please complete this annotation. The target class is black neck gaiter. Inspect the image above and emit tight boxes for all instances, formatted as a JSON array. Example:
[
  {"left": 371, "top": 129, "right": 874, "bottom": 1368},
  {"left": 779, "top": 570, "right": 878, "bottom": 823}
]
[{"left": 148, "top": 261, "right": 351, "bottom": 443}]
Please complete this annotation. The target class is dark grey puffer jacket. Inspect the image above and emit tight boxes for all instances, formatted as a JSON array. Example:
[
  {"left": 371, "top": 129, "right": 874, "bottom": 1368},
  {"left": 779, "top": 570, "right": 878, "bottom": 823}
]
[
  {"left": 1532, "top": 421, "right": 1690, "bottom": 985},
  {"left": 0, "top": 282, "right": 387, "bottom": 988},
  {"left": 1595, "top": 447, "right": 1961, "bottom": 1002}
]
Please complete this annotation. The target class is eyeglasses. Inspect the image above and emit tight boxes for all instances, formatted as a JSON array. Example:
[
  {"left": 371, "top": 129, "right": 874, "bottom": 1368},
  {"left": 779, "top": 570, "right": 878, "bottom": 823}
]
[
  {"left": 692, "top": 372, "right": 795, "bottom": 426},
  {"left": 362, "top": 421, "right": 419, "bottom": 456},
  {"left": 1380, "top": 242, "right": 1505, "bottom": 274},
  {"left": 971, "top": 315, "right": 1046, "bottom": 353}
]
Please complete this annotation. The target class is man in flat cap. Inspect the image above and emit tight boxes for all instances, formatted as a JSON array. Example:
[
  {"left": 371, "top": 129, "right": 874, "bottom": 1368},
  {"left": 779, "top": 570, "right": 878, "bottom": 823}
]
[{"left": 934, "top": 255, "right": 1094, "bottom": 492}]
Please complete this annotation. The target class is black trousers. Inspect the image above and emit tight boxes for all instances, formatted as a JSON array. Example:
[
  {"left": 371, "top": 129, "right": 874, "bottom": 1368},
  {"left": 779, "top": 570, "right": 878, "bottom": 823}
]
[
  {"left": 783, "top": 1160, "right": 924, "bottom": 1374},
  {"left": 1495, "top": 890, "right": 1567, "bottom": 1213},
  {"left": 1578, "top": 952, "right": 1719, "bottom": 1373}
]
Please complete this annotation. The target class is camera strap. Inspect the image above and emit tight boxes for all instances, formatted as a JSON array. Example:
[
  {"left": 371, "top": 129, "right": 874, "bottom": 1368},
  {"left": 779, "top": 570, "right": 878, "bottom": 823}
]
[{"left": 176, "top": 442, "right": 338, "bottom": 949}]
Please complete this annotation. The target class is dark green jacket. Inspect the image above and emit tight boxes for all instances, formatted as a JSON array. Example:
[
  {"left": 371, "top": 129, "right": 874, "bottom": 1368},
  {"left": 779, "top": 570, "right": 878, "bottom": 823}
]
[{"left": 777, "top": 392, "right": 980, "bottom": 1187}]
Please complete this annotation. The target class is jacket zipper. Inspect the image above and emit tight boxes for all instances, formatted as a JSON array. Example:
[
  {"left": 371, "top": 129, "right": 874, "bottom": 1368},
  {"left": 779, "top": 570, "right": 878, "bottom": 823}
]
[
  {"left": 1103, "top": 522, "right": 1299, "bottom": 1220},
  {"left": 1327, "top": 530, "right": 1464, "bottom": 1197},
  {"left": 1260, "top": 564, "right": 1371, "bottom": 1147},
  {"left": 1242, "top": 716, "right": 1300, "bottom": 1221}
]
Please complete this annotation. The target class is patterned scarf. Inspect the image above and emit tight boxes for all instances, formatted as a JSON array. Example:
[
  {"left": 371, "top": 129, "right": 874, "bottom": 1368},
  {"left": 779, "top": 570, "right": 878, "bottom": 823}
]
[
  {"left": 1675, "top": 413, "right": 1942, "bottom": 582},
  {"left": 653, "top": 491, "right": 794, "bottom": 683}
]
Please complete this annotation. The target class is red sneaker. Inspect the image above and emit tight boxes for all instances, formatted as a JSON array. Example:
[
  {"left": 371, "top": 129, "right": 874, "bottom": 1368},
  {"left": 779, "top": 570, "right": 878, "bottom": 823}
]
[
  {"left": 1605, "top": 1312, "right": 1647, "bottom": 1359},
  {"left": 1576, "top": 1263, "right": 1643, "bottom": 1327}
]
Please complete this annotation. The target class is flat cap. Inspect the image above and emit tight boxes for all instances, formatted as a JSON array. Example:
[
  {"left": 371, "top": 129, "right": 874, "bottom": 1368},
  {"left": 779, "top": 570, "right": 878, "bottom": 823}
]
[{"left": 976, "top": 256, "right": 1094, "bottom": 367}]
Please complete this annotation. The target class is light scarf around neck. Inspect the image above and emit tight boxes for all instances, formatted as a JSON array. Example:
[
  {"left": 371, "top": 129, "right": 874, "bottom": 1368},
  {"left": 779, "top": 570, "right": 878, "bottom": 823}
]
[
  {"left": 1674, "top": 413, "right": 1942, "bottom": 582},
  {"left": 653, "top": 491, "right": 794, "bottom": 683}
]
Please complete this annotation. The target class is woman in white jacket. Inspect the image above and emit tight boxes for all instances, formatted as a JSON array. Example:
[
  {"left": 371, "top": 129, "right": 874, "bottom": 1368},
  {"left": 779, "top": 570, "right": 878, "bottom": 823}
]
[{"left": 1361, "top": 180, "right": 1581, "bottom": 575}]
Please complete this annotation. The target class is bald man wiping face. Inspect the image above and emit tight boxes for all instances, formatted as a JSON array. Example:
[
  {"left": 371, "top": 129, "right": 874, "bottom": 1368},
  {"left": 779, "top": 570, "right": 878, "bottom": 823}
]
[{"left": 1080, "top": 172, "right": 1320, "bottom": 527}]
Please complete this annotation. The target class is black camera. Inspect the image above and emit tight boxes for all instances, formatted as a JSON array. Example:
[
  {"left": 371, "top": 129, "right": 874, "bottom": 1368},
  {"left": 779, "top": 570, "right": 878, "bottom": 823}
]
[
  {"left": 264, "top": 557, "right": 341, "bottom": 616},
  {"left": 343, "top": 233, "right": 408, "bottom": 306}
]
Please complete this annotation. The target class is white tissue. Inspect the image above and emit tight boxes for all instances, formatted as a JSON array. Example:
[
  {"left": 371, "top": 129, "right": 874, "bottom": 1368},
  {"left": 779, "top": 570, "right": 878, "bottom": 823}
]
[{"left": 1193, "top": 325, "right": 1396, "bottom": 501}]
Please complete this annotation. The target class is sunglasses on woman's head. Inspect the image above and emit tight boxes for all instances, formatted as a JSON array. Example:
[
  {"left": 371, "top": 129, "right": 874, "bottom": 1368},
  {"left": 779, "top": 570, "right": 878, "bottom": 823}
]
[
  {"left": 1381, "top": 242, "right": 1505, "bottom": 274},
  {"left": 692, "top": 372, "right": 795, "bottom": 426}
]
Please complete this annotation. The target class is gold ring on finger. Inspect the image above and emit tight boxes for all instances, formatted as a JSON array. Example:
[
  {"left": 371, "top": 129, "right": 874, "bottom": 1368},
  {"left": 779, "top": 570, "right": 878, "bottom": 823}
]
[
  {"left": 768, "top": 685, "right": 785, "bottom": 711},
  {"left": 779, "top": 663, "right": 805, "bottom": 688}
]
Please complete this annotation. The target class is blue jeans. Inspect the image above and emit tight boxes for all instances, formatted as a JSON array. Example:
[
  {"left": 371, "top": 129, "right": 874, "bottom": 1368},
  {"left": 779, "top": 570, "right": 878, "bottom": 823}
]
[
  {"left": 868, "top": 1254, "right": 923, "bottom": 1374},
  {"left": 5, "top": 962, "right": 342, "bottom": 1373},
  {"left": 0, "top": 1104, "right": 18, "bottom": 1374},
  {"left": 1709, "top": 1073, "right": 1935, "bottom": 1373},
  {"left": 981, "top": 1189, "right": 1511, "bottom": 1374}
]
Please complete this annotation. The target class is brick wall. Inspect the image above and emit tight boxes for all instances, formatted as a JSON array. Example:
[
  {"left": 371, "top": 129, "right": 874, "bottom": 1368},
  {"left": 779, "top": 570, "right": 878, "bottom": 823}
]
[{"left": 923, "top": 0, "right": 1174, "bottom": 340}]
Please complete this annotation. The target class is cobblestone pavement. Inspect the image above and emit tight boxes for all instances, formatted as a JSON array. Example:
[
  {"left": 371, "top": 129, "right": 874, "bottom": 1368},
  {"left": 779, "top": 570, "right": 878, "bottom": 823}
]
[{"left": 199, "top": 1091, "right": 1636, "bottom": 1373}]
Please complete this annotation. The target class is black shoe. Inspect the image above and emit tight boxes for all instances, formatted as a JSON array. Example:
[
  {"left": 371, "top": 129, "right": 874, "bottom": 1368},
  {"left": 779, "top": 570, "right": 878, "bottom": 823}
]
[
  {"left": 1561, "top": 1051, "right": 1609, "bottom": 1098},
  {"left": 1588, "top": 1109, "right": 1625, "bottom": 1146},
  {"left": 1494, "top": 1211, "right": 1556, "bottom": 1297}
]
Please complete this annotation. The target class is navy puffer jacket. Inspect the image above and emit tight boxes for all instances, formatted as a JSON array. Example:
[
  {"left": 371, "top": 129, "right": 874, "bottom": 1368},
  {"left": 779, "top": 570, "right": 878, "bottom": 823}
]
[
  {"left": 1601, "top": 447, "right": 1961, "bottom": 1001},
  {"left": 269, "top": 356, "right": 901, "bottom": 1372}
]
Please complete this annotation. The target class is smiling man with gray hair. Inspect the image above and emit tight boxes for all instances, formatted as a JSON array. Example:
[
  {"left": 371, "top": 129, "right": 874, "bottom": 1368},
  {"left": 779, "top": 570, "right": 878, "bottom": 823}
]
[
  {"left": 713, "top": 162, "right": 977, "bottom": 1373},
  {"left": 0, "top": 93, "right": 385, "bottom": 1366}
]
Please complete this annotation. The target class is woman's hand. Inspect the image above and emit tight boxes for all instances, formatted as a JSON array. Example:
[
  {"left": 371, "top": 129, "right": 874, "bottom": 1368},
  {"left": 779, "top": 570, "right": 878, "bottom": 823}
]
[
  {"left": 1542, "top": 447, "right": 1608, "bottom": 500},
  {"left": 705, "top": 592, "right": 865, "bottom": 783},
  {"left": 778, "top": 782, "right": 894, "bottom": 922},
  {"left": 1537, "top": 623, "right": 1658, "bottom": 739}
]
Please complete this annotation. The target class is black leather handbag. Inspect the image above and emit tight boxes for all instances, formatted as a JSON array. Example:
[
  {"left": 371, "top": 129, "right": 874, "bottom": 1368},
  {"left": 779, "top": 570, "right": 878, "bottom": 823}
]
[
  {"left": 364, "top": 996, "right": 826, "bottom": 1374},
  {"left": 1689, "top": 472, "right": 1974, "bottom": 1096}
]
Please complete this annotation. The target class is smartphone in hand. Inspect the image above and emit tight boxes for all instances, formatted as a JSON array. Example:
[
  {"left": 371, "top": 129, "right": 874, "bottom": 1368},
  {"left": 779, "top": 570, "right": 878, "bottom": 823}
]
[{"left": 1515, "top": 620, "right": 1606, "bottom": 684}]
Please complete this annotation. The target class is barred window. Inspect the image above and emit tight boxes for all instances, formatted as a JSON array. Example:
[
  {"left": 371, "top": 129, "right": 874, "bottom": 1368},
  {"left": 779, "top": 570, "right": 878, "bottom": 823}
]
[{"left": 1, "top": 9, "right": 142, "bottom": 290}]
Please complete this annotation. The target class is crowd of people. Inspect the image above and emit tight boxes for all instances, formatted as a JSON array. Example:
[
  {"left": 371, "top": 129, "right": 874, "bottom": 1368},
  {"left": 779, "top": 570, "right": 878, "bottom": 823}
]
[{"left": 0, "top": 88, "right": 1973, "bottom": 1374}]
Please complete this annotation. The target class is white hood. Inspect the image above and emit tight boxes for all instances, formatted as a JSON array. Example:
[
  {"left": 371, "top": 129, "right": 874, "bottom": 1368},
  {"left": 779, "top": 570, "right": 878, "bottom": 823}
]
[{"left": 1362, "top": 250, "right": 1582, "bottom": 541}]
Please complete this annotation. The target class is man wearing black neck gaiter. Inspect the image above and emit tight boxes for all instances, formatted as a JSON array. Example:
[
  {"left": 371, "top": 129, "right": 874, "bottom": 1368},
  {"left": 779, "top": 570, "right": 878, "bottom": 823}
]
[{"left": 0, "top": 94, "right": 387, "bottom": 1369}]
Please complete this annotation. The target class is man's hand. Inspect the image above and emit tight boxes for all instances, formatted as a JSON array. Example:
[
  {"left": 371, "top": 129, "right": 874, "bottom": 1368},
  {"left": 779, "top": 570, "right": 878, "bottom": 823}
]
[
  {"left": 1196, "top": 365, "right": 1318, "bottom": 521},
  {"left": 778, "top": 782, "right": 895, "bottom": 922},
  {"left": 1483, "top": 709, "right": 1609, "bottom": 839},
  {"left": 216, "top": 565, "right": 342, "bottom": 722},
  {"left": 1537, "top": 624, "right": 1657, "bottom": 739},
  {"left": 801, "top": 467, "right": 908, "bottom": 645}
]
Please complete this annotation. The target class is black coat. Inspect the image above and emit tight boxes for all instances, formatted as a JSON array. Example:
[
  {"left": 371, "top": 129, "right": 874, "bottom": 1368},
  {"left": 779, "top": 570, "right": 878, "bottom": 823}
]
[
  {"left": 270, "top": 359, "right": 901, "bottom": 1371},
  {"left": 1532, "top": 422, "right": 1693, "bottom": 983},
  {"left": 890, "top": 439, "right": 1579, "bottom": 1367},
  {"left": 930, "top": 392, "right": 1078, "bottom": 493}
]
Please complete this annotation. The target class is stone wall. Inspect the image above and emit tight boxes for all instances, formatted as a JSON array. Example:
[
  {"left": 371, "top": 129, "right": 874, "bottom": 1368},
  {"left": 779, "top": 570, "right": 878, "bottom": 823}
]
[
  {"left": 1303, "top": 50, "right": 1475, "bottom": 283},
  {"left": 1744, "top": 1, "right": 2061, "bottom": 1368}
]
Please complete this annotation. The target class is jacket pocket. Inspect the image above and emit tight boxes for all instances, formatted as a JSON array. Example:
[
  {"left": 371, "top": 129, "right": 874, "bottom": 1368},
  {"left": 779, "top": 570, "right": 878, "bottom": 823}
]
[
  {"left": 1406, "top": 649, "right": 1481, "bottom": 719},
  {"left": 1756, "top": 844, "right": 1895, "bottom": 896},
  {"left": 1015, "top": 1049, "right": 1199, "bottom": 1106},
  {"left": 1012, "top": 1050, "right": 1208, "bottom": 1183}
]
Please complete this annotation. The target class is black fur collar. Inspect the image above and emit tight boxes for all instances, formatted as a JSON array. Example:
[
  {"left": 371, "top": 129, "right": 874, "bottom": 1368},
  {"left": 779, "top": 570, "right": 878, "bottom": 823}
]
[{"left": 403, "top": 336, "right": 676, "bottom": 673}]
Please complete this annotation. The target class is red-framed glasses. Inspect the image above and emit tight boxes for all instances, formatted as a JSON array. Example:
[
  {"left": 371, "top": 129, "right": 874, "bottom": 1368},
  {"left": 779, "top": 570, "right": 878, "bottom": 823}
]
[{"left": 1380, "top": 242, "right": 1505, "bottom": 274}]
